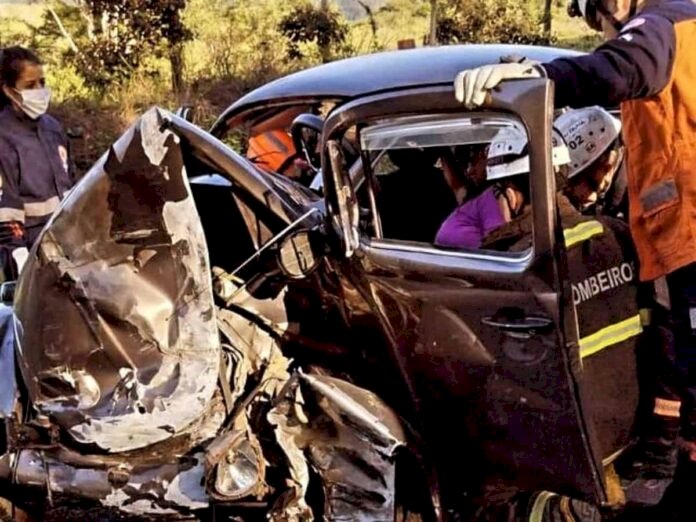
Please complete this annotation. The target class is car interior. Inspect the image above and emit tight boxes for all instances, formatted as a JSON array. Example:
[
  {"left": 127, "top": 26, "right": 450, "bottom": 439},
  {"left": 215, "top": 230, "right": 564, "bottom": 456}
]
[
  {"left": 210, "top": 105, "right": 544, "bottom": 260},
  {"left": 356, "top": 113, "right": 533, "bottom": 255}
]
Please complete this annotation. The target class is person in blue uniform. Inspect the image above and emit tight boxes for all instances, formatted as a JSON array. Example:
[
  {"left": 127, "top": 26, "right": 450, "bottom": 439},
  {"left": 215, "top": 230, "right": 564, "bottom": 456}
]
[{"left": 0, "top": 46, "right": 75, "bottom": 279}]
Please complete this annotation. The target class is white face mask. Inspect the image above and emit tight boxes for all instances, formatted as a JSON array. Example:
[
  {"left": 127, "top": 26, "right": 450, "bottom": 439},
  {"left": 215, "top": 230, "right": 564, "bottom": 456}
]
[{"left": 17, "top": 87, "right": 51, "bottom": 119}]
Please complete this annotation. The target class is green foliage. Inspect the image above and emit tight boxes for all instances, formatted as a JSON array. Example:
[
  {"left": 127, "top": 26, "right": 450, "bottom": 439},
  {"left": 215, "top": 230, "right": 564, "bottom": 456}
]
[
  {"left": 0, "top": 16, "right": 34, "bottom": 48},
  {"left": 279, "top": 3, "right": 350, "bottom": 62},
  {"left": 184, "top": 0, "right": 294, "bottom": 82},
  {"left": 550, "top": 2, "right": 601, "bottom": 50},
  {"left": 0, "top": 0, "right": 601, "bottom": 176},
  {"left": 437, "top": 0, "right": 552, "bottom": 45},
  {"left": 46, "top": 63, "right": 91, "bottom": 102},
  {"left": 33, "top": 0, "right": 190, "bottom": 88},
  {"left": 348, "top": 0, "right": 430, "bottom": 52}
]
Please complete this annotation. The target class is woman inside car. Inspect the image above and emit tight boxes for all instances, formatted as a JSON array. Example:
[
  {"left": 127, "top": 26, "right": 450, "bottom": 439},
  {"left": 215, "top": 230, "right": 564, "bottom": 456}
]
[{"left": 434, "top": 126, "right": 569, "bottom": 250}]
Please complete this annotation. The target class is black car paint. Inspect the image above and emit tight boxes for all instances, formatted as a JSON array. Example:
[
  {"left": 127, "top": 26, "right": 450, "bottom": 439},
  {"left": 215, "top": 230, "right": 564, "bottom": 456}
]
[
  {"left": 210, "top": 44, "right": 583, "bottom": 139},
  {"left": 315, "top": 81, "right": 621, "bottom": 510}
]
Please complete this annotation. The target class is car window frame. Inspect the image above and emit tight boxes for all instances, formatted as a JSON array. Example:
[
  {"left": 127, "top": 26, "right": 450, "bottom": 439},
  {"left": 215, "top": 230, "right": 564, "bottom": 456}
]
[{"left": 321, "top": 83, "right": 559, "bottom": 272}]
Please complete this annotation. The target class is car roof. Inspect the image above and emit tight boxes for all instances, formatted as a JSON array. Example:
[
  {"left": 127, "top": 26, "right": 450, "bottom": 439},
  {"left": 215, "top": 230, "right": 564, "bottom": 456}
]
[{"left": 213, "top": 44, "right": 584, "bottom": 133}]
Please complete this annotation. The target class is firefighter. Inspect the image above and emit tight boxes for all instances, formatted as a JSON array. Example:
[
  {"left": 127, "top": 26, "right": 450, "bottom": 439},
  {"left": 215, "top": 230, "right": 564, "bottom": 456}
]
[
  {"left": 478, "top": 130, "right": 638, "bottom": 522},
  {"left": 453, "top": 1, "right": 696, "bottom": 517},
  {"left": 0, "top": 46, "right": 75, "bottom": 280},
  {"left": 555, "top": 106, "right": 627, "bottom": 218},
  {"left": 558, "top": 107, "right": 681, "bottom": 492},
  {"left": 434, "top": 127, "right": 570, "bottom": 249},
  {"left": 246, "top": 129, "right": 297, "bottom": 175}
]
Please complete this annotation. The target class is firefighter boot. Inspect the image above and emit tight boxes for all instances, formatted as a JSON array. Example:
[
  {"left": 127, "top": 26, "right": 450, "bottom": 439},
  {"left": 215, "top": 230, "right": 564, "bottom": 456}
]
[
  {"left": 622, "top": 452, "right": 696, "bottom": 521},
  {"left": 615, "top": 415, "right": 679, "bottom": 505}
]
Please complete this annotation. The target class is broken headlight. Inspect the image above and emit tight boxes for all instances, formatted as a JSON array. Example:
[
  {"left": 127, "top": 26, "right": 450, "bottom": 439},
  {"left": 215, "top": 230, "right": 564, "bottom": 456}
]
[{"left": 213, "top": 437, "right": 265, "bottom": 500}]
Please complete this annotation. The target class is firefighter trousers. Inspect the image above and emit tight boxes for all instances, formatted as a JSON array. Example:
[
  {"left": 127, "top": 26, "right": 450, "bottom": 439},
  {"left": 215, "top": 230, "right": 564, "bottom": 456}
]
[{"left": 666, "top": 262, "right": 696, "bottom": 446}]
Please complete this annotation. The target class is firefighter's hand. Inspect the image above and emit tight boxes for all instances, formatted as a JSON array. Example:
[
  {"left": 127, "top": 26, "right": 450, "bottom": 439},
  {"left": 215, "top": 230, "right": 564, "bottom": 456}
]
[
  {"left": 11, "top": 247, "right": 28, "bottom": 274},
  {"left": 454, "top": 63, "right": 542, "bottom": 108}
]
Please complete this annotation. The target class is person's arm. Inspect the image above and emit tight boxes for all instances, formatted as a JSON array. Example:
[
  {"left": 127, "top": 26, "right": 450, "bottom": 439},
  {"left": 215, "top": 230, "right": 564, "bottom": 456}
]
[
  {"left": 65, "top": 134, "right": 77, "bottom": 184},
  {"left": 0, "top": 140, "right": 26, "bottom": 248},
  {"left": 541, "top": 14, "right": 676, "bottom": 108}
]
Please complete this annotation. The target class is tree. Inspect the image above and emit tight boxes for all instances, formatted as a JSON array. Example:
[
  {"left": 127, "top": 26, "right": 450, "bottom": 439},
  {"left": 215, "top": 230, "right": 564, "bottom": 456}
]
[
  {"left": 428, "top": 0, "right": 438, "bottom": 45},
  {"left": 356, "top": 0, "right": 379, "bottom": 49},
  {"left": 543, "top": 0, "right": 553, "bottom": 38},
  {"left": 279, "top": 2, "right": 349, "bottom": 63},
  {"left": 37, "top": 0, "right": 190, "bottom": 92},
  {"left": 436, "top": 0, "right": 551, "bottom": 46}
]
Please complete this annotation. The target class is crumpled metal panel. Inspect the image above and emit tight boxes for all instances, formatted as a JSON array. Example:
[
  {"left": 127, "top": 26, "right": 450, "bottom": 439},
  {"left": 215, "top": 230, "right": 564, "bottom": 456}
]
[
  {"left": 13, "top": 108, "right": 220, "bottom": 452},
  {"left": 13, "top": 449, "right": 210, "bottom": 516},
  {"left": 213, "top": 273, "right": 407, "bottom": 521},
  {"left": 0, "top": 393, "right": 227, "bottom": 515},
  {"left": 268, "top": 373, "right": 407, "bottom": 521},
  {"left": 0, "top": 304, "right": 17, "bottom": 417}
]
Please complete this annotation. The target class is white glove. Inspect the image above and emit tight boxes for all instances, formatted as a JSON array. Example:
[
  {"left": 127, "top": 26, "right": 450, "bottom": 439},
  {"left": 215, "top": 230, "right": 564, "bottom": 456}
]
[
  {"left": 11, "top": 247, "right": 28, "bottom": 274},
  {"left": 454, "top": 63, "right": 543, "bottom": 108}
]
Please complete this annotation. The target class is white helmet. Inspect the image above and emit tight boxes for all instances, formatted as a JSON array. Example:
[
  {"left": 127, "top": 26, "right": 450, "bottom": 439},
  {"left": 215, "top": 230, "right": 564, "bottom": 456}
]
[
  {"left": 486, "top": 126, "right": 570, "bottom": 181},
  {"left": 555, "top": 106, "right": 622, "bottom": 179}
]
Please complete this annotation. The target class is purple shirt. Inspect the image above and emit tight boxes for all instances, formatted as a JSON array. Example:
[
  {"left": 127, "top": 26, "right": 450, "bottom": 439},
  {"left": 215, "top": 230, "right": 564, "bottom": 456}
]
[{"left": 435, "top": 187, "right": 505, "bottom": 249}]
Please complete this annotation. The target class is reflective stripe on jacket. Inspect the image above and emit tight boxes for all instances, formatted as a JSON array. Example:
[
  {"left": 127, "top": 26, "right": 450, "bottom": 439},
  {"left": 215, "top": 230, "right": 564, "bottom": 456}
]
[
  {"left": 0, "top": 107, "right": 74, "bottom": 246},
  {"left": 483, "top": 196, "right": 641, "bottom": 455},
  {"left": 542, "top": 0, "right": 696, "bottom": 281},
  {"left": 482, "top": 197, "right": 641, "bottom": 355}
]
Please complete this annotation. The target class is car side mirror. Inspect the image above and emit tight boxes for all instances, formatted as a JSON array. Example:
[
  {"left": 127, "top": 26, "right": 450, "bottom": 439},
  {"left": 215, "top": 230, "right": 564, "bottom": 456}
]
[
  {"left": 291, "top": 113, "right": 323, "bottom": 172},
  {"left": 277, "top": 228, "right": 322, "bottom": 279}
]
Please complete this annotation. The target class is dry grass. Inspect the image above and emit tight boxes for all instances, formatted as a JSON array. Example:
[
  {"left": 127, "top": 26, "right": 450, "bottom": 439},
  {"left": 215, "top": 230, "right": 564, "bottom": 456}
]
[{"left": 552, "top": 4, "right": 602, "bottom": 50}]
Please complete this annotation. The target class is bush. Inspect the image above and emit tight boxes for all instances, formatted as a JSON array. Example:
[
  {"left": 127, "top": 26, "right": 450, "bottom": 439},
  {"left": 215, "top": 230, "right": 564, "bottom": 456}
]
[
  {"left": 279, "top": 2, "right": 350, "bottom": 62},
  {"left": 437, "top": 0, "right": 552, "bottom": 46},
  {"left": 184, "top": 0, "right": 293, "bottom": 82}
]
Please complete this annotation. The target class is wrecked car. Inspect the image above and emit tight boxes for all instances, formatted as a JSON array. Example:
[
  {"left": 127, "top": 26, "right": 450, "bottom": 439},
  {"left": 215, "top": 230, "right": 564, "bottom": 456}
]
[{"left": 0, "top": 44, "right": 642, "bottom": 521}]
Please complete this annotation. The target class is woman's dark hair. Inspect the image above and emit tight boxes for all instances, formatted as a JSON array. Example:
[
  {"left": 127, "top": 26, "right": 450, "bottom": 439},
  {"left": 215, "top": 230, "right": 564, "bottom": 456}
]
[
  {"left": 495, "top": 173, "right": 531, "bottom": 202},
  {"left": 0, "top": 46, "right": 42, "bottom": 106}
]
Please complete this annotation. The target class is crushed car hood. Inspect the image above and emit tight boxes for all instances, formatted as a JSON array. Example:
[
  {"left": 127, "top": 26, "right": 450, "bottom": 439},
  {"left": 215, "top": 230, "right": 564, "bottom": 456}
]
[{"left": 12, "top": 107, "right": 319, "bottom": 453}]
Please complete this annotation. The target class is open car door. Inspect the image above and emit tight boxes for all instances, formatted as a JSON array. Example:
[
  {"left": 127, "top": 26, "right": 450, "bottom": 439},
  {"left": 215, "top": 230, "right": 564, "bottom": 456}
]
[{"left": 321, "top": 80, "right": 625, "bottom": 507}]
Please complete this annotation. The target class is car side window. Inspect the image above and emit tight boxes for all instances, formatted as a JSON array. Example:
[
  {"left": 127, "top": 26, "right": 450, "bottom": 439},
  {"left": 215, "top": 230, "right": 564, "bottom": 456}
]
[{"left": 356, "top": 114, "right": 533, "bottom": 257}]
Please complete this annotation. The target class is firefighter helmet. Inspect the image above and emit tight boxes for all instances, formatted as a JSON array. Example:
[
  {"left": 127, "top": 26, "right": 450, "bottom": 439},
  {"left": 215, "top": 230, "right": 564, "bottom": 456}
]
[
  {"left": 568, "top": 0, "right": 639, "bottom": 32},
  {"left": 555, "top": 106, "right": 622, "bottom": 180},
  {"left": 486, "top": 126, "right": 570, "bottom": 181}
]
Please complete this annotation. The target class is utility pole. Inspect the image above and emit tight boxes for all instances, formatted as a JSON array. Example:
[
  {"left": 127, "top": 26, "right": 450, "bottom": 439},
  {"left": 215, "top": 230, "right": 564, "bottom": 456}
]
[{"left": 429, "top": 0, "right": 438, "bottom": 46}]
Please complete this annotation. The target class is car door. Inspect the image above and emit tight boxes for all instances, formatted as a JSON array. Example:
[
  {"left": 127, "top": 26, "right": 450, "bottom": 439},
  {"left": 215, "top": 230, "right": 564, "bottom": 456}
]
[{"left": 320, "top": 81, "right": 610, "bottom": 506}]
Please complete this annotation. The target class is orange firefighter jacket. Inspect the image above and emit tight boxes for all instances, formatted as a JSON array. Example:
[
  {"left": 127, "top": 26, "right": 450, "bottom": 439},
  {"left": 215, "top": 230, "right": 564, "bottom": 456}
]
[
  {"left": 542, "top": 0, "right": 696, "bottom": 281},
  {"left": 246, "top": 129, "right": 296, "bottom": 174}
]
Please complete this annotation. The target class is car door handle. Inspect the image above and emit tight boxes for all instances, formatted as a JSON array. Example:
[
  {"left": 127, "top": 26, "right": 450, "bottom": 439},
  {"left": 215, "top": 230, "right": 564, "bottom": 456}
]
[{"left": 481, "top": 314, "right": 553, "bottom": 332}]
